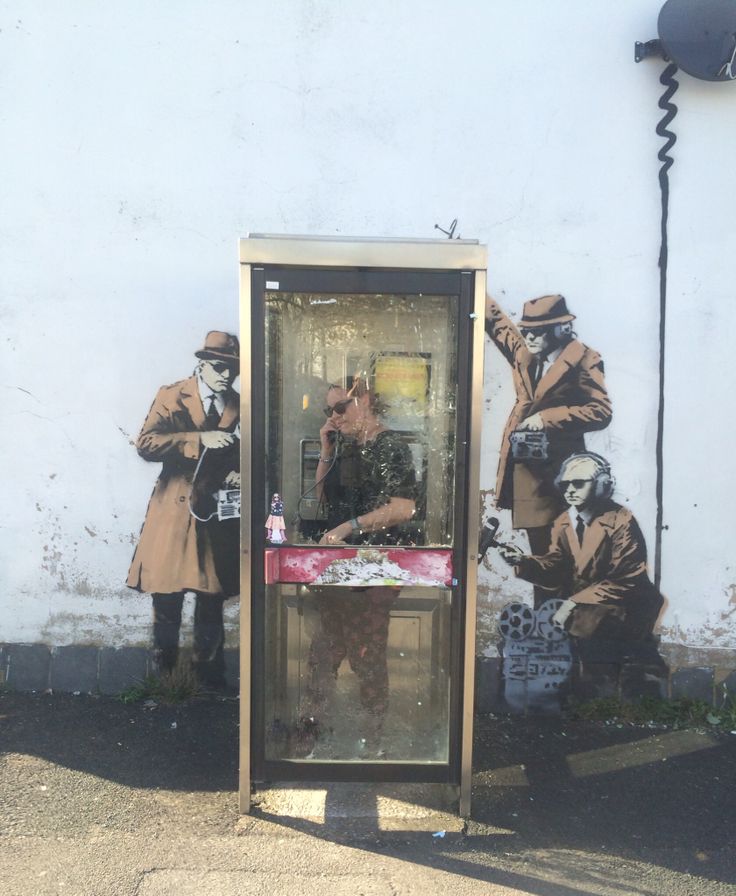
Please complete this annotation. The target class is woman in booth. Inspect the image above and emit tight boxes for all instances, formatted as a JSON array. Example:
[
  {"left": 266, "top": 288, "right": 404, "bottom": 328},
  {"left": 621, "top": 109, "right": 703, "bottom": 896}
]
[
  {"left": 316, "top": 375, "right": 417, "bottom": 546},
  {"left": 306, "top": 372, "right": 418, "bottom": 757}
]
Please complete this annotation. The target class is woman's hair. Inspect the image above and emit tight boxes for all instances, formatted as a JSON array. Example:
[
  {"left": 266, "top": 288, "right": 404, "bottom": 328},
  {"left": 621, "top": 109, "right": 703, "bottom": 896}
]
[{"left": 348, "top": 370, "right": 387, "bottom": 416}]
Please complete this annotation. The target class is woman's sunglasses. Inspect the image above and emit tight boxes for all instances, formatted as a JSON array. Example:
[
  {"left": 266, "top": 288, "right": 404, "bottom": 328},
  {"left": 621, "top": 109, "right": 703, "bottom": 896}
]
[{"left": 323, "top": 398, "right": 354, "bottom": 417}]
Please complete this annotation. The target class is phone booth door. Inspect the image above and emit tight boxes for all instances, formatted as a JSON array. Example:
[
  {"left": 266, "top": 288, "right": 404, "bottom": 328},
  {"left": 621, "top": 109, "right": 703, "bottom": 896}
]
[{"left": 240, "top": 237, "right": 486, "bottom": 815}]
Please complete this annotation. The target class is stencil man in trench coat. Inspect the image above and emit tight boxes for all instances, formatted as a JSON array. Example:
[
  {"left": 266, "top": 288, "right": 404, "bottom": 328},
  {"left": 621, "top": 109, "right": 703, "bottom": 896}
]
[
  {"left": 496, "top": 453, "right": 665, "bottom": 695},
  {"left": 126, "top": 331, "right": 240, "bottom": 687},
  {"left": 485, "top": 294, "right": 612, "bottom": 604}
]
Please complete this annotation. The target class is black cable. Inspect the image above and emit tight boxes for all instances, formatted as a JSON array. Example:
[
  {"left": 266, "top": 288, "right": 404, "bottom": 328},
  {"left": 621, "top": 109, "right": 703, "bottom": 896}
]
[
  {"left": 653, "top": 62, "right": 679, "bottom": 592},
  {"left": 294, "top": 441, "right": 340, "bottom": 530}
]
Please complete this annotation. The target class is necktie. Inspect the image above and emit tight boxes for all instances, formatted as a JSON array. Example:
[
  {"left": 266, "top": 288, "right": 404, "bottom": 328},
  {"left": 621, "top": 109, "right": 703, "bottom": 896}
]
[
  {"left": 531, "top": 357, "right": 546, "bottom": 391},
  {"left": 575, "top": 517, "right": 586, "bottom": 546},
  {"left": 205, "top": 395, "right": 220, "bottom": 427}
]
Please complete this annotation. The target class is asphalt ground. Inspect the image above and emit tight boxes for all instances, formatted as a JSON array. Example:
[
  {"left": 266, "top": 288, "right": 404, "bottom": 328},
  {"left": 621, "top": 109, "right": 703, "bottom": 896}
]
[{"left": 1, "top": 690, "right": 735, "bottom": 896}]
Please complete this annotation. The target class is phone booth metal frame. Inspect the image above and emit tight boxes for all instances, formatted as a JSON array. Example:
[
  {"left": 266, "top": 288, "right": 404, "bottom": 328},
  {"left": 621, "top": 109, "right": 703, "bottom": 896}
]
[{"left": 239, "top": 236, "right": 487, "bottom": 816}]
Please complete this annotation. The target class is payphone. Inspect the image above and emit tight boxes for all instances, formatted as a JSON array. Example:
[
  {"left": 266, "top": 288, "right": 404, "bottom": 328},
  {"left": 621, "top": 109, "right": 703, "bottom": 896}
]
[{"left": 239, "top": 236, "right": 486, "bottom": 815}]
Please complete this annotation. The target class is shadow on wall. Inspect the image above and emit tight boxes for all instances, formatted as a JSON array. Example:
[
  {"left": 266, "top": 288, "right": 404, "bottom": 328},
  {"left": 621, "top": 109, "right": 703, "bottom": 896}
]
[{"left": 0, "top": 642, "right": 239, "bottom": 697}]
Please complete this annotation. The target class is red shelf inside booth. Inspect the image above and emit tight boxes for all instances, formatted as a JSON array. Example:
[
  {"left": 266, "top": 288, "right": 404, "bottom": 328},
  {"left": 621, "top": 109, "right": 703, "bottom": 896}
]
[{"left": 264, "top": 546, "right": 453, "bottom": 588}]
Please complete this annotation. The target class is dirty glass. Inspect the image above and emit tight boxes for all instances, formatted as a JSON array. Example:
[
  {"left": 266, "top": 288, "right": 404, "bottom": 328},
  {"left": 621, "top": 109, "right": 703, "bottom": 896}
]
[
  {"left": 263, "top": 584, "right": 452, "bottom": 762},
  {"left": 261, "top": 291, "right": 458, "bottom": 763},
  {"left": 263, "top": 292, "right": 459, "bottom": 548}
]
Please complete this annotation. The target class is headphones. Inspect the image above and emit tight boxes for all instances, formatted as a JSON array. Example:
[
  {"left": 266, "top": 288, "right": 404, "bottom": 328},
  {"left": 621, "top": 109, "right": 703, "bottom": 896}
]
[
  {"left": 555, "top": 452, "right": 615, "bottom": 499},
  {"left": 524, "top": 322, "right": 575, "bottom": 346},
  {"left": 552, "top": 321, "right": 574, "bottom": 341}
]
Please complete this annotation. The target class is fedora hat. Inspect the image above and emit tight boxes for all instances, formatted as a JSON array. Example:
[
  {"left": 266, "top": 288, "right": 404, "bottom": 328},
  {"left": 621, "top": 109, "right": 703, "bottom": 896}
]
[
  {"left": 194, "top": 331, "right": 240, "bottom": 364},
  {"left": 519, "top": 294, "right": 575, "bottom": 328}
]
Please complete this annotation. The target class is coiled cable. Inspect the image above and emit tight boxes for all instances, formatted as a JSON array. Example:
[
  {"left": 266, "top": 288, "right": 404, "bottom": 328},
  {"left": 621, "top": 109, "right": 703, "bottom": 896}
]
[{"left": 653, "top": 62, "right": 679, "bottom": 591}]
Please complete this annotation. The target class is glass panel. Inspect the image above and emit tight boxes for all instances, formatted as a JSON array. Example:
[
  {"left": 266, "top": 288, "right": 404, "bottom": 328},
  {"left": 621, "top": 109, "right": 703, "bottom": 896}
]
[
  {"left": 263, "top": 291, "right": 459, "bottom": 547},
  {"left": 261, "top": 289, "right": 459, "bottom": 764},
  {"left": 264, "top": 584, "right": 452, "bottom": 763}
]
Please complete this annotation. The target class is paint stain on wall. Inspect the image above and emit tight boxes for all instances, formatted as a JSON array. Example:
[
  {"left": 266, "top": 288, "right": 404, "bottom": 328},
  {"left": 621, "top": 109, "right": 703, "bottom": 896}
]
[
  {"left": 660, "top": 606, "right": 736, "bottom": 650},
  {"left": 39, "top": 509, "right": 133, "bottom": 599}
]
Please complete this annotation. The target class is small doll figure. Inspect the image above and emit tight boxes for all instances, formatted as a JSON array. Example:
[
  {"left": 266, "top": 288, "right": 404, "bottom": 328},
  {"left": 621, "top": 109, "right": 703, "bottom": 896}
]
[{"left": 265, "top": 493, "right": 287, "bottom": 544}]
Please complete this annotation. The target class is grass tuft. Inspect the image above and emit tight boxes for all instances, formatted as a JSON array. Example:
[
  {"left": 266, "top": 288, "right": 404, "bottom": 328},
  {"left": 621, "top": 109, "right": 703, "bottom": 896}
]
[
  {"left": 570, "top": 692, "right": 736, "bottom": 729},
  {"left": 119, "top": 663, "right": 201, "bottom": 704}
]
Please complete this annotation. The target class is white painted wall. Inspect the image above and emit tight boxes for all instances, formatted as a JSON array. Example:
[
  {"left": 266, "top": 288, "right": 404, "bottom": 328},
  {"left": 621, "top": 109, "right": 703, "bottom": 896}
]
[{"left": 1, "top": 1, "right": 734, "bottom": 655}]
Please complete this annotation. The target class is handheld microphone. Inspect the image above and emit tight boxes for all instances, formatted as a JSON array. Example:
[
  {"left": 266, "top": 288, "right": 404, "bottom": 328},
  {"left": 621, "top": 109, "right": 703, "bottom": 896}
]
[{"left": 478, "top": 517, "right": 500, "bottom": 563}]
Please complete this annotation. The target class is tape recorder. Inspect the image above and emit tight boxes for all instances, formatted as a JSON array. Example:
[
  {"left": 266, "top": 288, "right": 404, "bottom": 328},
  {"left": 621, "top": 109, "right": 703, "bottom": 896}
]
[{"left": 509, "top": 430, "right": 549, "bottom": 461}]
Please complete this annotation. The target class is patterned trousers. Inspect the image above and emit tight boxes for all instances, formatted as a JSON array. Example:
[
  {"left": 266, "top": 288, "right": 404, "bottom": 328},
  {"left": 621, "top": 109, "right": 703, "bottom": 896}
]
[{"left": 308, "top": 586, "right": 398, "bottom": 718}]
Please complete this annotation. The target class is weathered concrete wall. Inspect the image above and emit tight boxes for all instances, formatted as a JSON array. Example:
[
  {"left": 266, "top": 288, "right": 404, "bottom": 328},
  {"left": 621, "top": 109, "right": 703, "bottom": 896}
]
[{"left": 1, "top": 1, "right": 734, "bottom": 694}]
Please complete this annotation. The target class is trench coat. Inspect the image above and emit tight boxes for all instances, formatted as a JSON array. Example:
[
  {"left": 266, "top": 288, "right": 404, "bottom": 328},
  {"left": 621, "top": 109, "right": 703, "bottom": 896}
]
[
  {"left": 126, "top": 375, "right": 239, "bottom": 596},
  {"left": 515, "top": 501, "right": 664, "bottom": 640},
  {"left": 485, "top": 300, "right": 612, "bottom": 528}
]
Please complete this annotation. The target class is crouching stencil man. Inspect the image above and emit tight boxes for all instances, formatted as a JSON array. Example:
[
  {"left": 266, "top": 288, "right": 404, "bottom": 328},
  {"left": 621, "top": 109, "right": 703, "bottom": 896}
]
[
  {"left": 126, "top": 331, "right": 240, "bottom": 689},
  {"left": 495, "top": 452, "right": 665, "bottom": 695}
]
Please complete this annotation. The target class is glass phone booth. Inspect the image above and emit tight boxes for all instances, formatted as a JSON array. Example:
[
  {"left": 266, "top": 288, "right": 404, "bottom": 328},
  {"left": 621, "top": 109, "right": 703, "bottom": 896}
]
[{"left": 239, "top": 236, "right": 487, "bottom": 816}]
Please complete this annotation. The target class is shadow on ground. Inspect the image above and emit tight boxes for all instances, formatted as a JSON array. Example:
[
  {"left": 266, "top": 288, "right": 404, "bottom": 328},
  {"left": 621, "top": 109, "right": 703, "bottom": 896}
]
[
  {"left": 0, "top": 691, "right": 239, "bottom": 793},
  {"left": 2, "top": 691, "right": 735, "bottom": 893}
]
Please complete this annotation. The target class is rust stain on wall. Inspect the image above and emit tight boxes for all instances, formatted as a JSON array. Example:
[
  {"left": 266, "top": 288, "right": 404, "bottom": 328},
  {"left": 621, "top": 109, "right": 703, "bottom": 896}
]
[{"left": 659, "top": 606, "right": 736, "bottom": 650}]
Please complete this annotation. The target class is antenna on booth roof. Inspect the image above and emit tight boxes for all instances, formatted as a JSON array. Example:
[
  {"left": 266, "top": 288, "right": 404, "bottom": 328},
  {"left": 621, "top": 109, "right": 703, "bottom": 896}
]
[
  {"left": 636, "top": 0, "right": 736, "bottom": 590},
  {"left": 434, "top": 218, "right": 460, "bottom": 239}
]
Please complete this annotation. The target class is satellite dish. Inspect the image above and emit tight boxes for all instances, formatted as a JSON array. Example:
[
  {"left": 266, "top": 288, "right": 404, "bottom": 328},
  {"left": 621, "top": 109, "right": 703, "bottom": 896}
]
[{"left": 658, "top": 0, "right": 736, "bottom": 81}]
